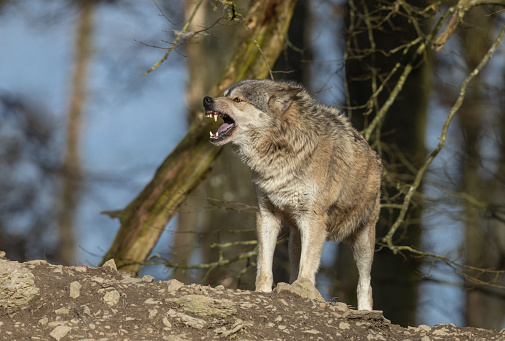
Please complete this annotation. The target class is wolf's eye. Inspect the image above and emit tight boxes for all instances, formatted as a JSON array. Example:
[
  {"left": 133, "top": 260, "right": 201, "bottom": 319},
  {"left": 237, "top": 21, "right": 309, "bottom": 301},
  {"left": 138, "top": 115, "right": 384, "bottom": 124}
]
[{"left": 233, "top": 97, "right": 242, "bottom": 103}]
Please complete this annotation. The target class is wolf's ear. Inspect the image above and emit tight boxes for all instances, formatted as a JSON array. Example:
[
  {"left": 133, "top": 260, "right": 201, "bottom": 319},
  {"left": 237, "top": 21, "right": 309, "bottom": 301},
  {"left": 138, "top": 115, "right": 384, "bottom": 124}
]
[{"left": 268, "top": 86, "right": 303, "bottom": 115}]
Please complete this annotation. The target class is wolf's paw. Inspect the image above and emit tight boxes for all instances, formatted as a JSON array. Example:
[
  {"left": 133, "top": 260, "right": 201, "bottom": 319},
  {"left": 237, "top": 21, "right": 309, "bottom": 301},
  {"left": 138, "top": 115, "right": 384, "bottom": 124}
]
[{"left": 255, "top": 280, "right": 273, "bottom": 292}]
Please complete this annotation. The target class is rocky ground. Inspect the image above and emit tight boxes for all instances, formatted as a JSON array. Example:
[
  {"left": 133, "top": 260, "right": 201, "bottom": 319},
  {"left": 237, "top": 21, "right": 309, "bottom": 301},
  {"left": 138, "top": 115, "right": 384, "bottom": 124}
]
[{"left": 0, "top": 252, "right": 503, "bottom": 341}]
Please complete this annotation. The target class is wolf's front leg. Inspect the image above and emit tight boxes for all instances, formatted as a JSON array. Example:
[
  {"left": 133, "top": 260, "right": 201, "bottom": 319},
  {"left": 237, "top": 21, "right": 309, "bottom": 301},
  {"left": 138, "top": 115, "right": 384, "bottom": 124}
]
[
  {"left": 255, "top": 208, "right": 281, "bottom": 292},
  {"left": 296, "top": 215, "right": 327, "bottom": 285}
]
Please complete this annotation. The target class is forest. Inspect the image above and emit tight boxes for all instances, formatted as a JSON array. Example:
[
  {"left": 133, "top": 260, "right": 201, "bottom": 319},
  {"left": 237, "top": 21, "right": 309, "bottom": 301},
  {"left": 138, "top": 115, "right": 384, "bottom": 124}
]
[{"left": 1, "top": 0, "right": 504, "bottom": 330}]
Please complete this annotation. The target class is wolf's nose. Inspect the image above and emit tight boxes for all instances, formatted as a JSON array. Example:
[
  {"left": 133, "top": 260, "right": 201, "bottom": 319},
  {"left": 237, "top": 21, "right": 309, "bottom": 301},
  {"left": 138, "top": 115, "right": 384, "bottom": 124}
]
[{"left": 203, "top": 96, "right": 213, "bottom": 106}]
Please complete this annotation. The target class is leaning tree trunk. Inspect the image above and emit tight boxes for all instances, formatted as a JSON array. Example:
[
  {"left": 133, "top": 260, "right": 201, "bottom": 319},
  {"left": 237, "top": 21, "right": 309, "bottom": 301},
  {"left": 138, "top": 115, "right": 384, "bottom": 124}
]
[
  {"left": 101, "top": 0, "right": 298, "bottom": 274},
  {"left": 173, "top": 0, "right": 255, "bottom": 286}
]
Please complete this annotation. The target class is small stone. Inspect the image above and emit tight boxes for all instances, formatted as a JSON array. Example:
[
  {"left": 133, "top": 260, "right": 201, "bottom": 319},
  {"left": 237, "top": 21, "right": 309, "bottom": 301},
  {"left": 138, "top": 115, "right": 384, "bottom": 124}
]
[
  {"left": 82, "top": 305, "right": 91, "bottom": 316},
  {"left": 142, "top": 275, "right": 154, "bottom": 283},
  {"left": 279, "top": 299, "right": 289, "bottom": 306},
  {"left": 149, "top": 308, "right": 158, "bottom": 319},
  {"left": 418, "top": 325, "right": 431, "bottom": 332},
  {"left": 222, "top": 321, "right": 244, "bottom": 337},
  {"left": 432, "top": 328, "right": 448, "bottom": 336},
  {"left": 0, "top": 263, "right": 40, "bottom": 309},
  {"left": 167, "top": 279, "right": 184, "bottom": 292},
  {"left": 69, "top": 281, "right": 82, "bottom": 298},
  {"left": 274, "top": 315, "right": 283, "bottom": 322},
  {"left": 179, "top": 313, "right": 206, "bottom": 329},
  {"left": 215, "top": 326, "right": 227, "bottom": 334},
  {"left": 144, "top": 298, "right": 160, "bottom": 304},
  {"left": 332, "top": 301, "right": 349, "bottom": 313},
  {"left": 74, "top": 266, "right": 87, "bottom": 272},
  {"left": 303, "top": 329, "right": 321, "bottom": 334},
  {"left": 278, "top": 325, "right": 286, "bottom": 330},
  {"left": 26, "top": 260, "right": 48, "bottom": 266},
  {"left": 38, "top": 317, "right": 48, "bottom": 325},
  {"left": 339, "top": 322, "right": 350, "bottom": 330},
  {"left": 55, "top": 308, "right": 69, "bottom": 315},
  {"left": 103, "top": 288, "right": 120, "bottom": 306},
  {"left": 49, "top": 326, "right": 72, "bottom": 341},
  {"left": 91, "top": 276, "right": 105, "bottom": 284},
  {"left": 420, "top": 336, "right": 430, "bottom": 341},
  {"left": 102, "top": 259, "right": 117, "bottom": 271},
  {"left": 274, "top": 279, "right": 325, "bottom": 301},
  {"left": 173, "top": 294, "right": 236, "bottom": 317},
  {"left": 162, "top": 317, "right": 172, "bottom": 328}
]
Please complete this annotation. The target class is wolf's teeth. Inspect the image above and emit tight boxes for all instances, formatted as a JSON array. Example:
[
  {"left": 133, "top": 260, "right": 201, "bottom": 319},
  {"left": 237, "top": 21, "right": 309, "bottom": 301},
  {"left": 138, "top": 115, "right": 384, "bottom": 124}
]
[
  {"left": 210, "top": 131, "right": 214, "bottom": 137},
  {"left": 214, "top": 115, "right": 217, "bottom": 122},
  {"left": 216, "top": 131, "right": 219, "bottom": 137}
]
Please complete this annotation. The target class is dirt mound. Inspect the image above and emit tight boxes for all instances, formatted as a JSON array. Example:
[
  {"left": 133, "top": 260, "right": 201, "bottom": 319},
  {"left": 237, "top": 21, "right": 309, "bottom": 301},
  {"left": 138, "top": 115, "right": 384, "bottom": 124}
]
[{"left": 0, "top": 252, "right": 503, "bottom": 340}]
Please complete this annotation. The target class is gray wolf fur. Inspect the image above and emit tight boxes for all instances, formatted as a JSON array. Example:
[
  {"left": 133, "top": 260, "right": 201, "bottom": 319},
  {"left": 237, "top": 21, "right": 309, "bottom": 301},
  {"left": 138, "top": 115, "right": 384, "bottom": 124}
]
[{"left": 203, "top": 79, "right": 382, "bottom": 310}]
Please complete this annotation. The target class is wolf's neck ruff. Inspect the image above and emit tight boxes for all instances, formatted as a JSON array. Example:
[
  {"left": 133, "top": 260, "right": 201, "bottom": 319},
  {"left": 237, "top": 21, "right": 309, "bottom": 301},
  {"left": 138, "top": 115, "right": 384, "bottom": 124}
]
[{"left": 234, "top": 105, "right": 319, "bottom": 179}]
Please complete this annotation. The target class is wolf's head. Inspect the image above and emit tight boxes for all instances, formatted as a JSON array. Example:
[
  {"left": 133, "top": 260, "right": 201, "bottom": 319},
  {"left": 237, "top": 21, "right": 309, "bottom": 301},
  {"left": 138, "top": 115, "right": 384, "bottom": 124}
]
[{"left": 203, "top": 79, "right": 304, "bottom": 146}]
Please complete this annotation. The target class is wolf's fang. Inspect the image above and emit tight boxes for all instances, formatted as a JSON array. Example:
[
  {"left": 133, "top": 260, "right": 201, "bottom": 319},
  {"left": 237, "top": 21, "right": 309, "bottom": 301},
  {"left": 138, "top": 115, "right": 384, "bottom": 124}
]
[
  {"left": 210, "top": 131, "right": 214, "bottom": 137},
  {"left": 214, "top": 115, "right": 218, "bottom": 122}
]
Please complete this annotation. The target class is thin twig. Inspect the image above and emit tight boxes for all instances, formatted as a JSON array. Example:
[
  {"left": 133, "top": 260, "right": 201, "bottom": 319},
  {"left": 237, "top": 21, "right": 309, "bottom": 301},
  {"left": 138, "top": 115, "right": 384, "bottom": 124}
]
[
  {"left": 144, "top": 0, "right": 205, "bottom": 75},
  {"left": 382, "top": 23, "right": 505, "bottom": 249}
]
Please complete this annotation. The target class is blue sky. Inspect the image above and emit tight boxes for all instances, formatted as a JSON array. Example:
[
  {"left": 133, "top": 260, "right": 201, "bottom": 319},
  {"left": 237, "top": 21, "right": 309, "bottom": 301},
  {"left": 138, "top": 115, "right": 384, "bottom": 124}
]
[{"left": 0, "top": 1, "right": 187, "bottom": 265}]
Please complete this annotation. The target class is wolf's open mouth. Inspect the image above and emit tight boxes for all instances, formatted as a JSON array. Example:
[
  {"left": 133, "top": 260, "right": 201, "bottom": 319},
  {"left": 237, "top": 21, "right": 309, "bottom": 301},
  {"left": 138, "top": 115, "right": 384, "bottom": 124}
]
[{"left": 205, "top": 110, "right": 236, "bottom": 142}]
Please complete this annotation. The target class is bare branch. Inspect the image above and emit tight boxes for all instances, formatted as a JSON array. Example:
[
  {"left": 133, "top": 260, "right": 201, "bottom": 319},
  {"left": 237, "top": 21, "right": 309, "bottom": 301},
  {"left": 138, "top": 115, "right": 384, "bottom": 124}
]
[
  {"left": 382, "top": 23, "right": 505, "bottom": 255},
  {"left": 433, "top": 0, "right": 505, "bottom": 50},
  {"left": 144, "top": 0, "right": 205, "bottom": 75}
]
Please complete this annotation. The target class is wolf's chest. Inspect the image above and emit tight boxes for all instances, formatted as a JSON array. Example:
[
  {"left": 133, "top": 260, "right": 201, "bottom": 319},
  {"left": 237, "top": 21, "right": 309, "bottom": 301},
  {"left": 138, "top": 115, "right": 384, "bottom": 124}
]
[
  {"left": 255, "top": 176, "right": 314, "bottom": 213},
  {"left": 268, "top": 189, "right": 304, "bottom": 211}
]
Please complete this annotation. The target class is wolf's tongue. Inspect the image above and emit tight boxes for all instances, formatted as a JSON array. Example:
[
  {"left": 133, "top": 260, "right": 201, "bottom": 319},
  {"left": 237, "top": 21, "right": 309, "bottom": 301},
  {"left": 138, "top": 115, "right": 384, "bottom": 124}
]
[{"left": 217, "top": 122, "right": 234, "bottom": 134}]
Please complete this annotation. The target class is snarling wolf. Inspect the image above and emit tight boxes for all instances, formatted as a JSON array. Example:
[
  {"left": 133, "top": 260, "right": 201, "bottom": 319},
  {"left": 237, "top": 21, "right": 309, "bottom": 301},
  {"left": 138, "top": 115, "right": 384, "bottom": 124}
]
[{"left": 203, "top": 79, "right": 382, "bottom": 310}]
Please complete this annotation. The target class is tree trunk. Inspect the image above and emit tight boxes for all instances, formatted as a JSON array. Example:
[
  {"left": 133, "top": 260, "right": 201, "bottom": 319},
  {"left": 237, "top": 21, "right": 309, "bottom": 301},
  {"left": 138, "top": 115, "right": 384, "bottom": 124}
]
[
  {"left": 462, "top": 7, "right": 505, "bottom": 329},
  {"left": 343, "top": 0, "right": 430, "bottom": 325},
  {"left": 56, "top": 0, "right": 94, "bottom": 265},
  {"left": 101, "top": 0, "right": 298, "bottom": 274}
]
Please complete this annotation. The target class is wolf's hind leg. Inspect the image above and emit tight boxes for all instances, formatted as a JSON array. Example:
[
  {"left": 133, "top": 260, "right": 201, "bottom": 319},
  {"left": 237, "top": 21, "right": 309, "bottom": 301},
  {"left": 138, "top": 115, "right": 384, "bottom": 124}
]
[
  {"left": 255, "top": 209, "right": 281, "bottom": 292},
  {"left": 349, "top": 222, "right": 375, "bottom": 311},
  {"left": 288, "top": 227, "right": 301, "bottom": 283}
]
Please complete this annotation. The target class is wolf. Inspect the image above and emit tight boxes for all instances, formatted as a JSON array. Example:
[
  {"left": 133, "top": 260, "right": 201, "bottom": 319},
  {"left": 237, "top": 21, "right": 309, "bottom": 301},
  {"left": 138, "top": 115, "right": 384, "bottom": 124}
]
[{"left": 202, "top": 79, "right": 382, "bottom": 310}]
